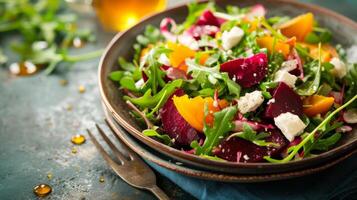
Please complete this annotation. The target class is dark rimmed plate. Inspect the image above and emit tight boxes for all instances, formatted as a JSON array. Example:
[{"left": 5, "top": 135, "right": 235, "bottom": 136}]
[
  {"left": 103, "top": 103, "right": 357, "bottom": 182},
  {"left": 98, "top": 0, "right": 357, "bottom": 175}
]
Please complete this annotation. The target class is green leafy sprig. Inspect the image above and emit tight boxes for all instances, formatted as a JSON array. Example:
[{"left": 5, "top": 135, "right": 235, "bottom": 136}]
[{"left": 264, "top": 94, "right": 357, "bottom": 163}]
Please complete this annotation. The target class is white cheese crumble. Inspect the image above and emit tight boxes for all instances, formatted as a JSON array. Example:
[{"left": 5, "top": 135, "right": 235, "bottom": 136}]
[
  {"left": 237, "top": 91, "right": 264, "bottom": 114},
  {"left": 274, "top": 70, "right": 298, "bottom": 88},
  {"left": 281, "top": 59, "right": 298, "bottom": 72},
  {"left": 330, "top": 57, "right": 347, "bottom": 78},
  {"left": 221, "top": 27, "right": 244, "bottom": 50},
  {"left": 274, "top": 112, "right": 307, "bottom": 142}
]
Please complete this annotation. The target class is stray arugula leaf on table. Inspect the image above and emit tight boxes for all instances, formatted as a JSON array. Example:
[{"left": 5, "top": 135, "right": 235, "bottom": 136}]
[{"left": 0, "top": 0, "right": 102, "bottom": 74}]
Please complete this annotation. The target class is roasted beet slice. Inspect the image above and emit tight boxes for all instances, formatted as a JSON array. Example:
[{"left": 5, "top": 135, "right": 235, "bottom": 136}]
[
  {"left": 160, "top": 89, "right": 199, "bottom": 146},
  {"left": 265, "top": 82, "right": 303, "bottom": 118},
  {"left": 220, "top": 53, "right": 268, "bottom": 88},
  {"left": 213, "top": 129, "right": 288, "bottom": 162},
  {"left": 196, "top": 10, "right": 225, "bottom": 27}
]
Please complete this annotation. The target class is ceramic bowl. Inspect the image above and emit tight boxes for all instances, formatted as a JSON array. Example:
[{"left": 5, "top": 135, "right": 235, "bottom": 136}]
[{"left": 98, "top": 0, "right": 357, "bottom": 174}]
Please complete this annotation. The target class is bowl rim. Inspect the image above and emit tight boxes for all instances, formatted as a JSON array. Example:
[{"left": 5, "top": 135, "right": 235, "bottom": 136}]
[{"left": 98, "top": 0, "right": 357, "bottom": 169}]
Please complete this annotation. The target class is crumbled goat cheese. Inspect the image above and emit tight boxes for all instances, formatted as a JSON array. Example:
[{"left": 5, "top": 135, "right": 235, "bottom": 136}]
[
  {"left": 330, "top": 57, "right": 347, "bottom": 78},
  {"left": 274, "top": 112, "right": 307, "bottom": 142},
  {"left": 221, "top": 27, "right": 244, "bottom": 50},
  {"left": 237, "top": 91, "right": 264, "bottom": 114}
]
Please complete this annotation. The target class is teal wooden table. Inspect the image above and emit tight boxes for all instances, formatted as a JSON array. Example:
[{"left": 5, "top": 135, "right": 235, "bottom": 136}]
[{"left": 0, "top": 1, "right": 355, "bottom": 200}]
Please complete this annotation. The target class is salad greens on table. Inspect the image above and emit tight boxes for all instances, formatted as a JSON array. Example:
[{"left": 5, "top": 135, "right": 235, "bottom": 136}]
[
  {"left": 110, "top": 2, "right": 357, "bottom": 163},
  {"left": 0, "top": 0, "right": 102, "bottom": 74}
]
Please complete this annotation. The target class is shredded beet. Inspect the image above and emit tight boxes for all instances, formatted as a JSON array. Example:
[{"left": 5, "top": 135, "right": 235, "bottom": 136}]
[
  {"left": 196, "top": 10, "right": 225, "bottom": 27},
  {"left": 246, "top": 4, "right": 266, "bottom": 20},
  {"left": 265, "top": 82, "right": 303, "bottom": 118},
  {"left": 160, "top": 89, "right": 199, "bottom": 146},
  {"left": 186, "top": 25, "right": 219, "bottom": 40},
  {"left": 220, "top": 53, "right": 268, "bottom": 88}
]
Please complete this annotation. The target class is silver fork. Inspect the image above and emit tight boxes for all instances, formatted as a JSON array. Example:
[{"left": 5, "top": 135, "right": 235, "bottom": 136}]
[{"left": 87, "top": 123, "right": 169, "bottom": 200}]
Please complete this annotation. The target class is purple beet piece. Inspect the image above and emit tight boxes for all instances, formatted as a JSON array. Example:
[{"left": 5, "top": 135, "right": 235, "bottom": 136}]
[
  {"left": 160, "top": 89, "right": 199, "bottom": 146},
  {"left": 196, "top": 10, "right": 225, "bottom": 27},
  {"left": 186, "top": 25, "right": 219, "bottom": 40},
  {"left": 220, "top": 53, "right": 268, "bottom": 88},
  {"left": 265, "top": 82, "right": 303, "bottom": 118},
  {"left": 213, "top": 129, "right": 288, "bottom": 162}
]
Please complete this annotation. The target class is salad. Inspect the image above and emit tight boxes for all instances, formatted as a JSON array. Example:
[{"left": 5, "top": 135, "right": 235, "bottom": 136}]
[{"left": 109, "top": 2, "right": 357, "bottom": 163}]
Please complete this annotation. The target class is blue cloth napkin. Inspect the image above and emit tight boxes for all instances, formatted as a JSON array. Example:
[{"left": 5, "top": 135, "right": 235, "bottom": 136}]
[{"left": 148, "top": 155, "right": 357, "bottom": 200}]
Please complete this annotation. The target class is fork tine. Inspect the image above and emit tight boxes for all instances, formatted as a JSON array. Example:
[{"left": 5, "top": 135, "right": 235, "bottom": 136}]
[
  {"left": 95, "top": 124, "right": 128, "bottom": 164},
  {"left": 104, "top": 118, "right": 135, "bottom": 160},
  {"left": 86, "top": 129, "right": 123, "bottom": 167}
]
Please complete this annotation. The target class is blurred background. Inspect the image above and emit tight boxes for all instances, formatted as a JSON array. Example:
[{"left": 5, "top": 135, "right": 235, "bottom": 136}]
[{"left": 67, "top": 0, "right": 356, "bottom": 32}]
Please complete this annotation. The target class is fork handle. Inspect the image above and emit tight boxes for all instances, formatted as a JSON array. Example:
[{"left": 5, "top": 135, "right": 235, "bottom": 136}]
[{"left": 148, "top": 185, "right": 170, "bottom": 200}]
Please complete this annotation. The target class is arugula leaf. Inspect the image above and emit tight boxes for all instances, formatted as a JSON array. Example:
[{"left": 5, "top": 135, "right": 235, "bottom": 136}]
[
  {"left": 297, "top": 60, "right": 321, "bottom": 96},
  {"left": 0, "top": 0, "right": 101, "bottom": 74},
  {"left": 220, "top": 20, "right": 239, "bottom": 32},
  {"left": 345, "top": 63, "right": 357, "bottom": 108},
  {"left": 259, "top": 81, "right": 278, "bottom": 99},
  {"left": 143, "top": 128, "right": 172, "bottom": 146},
  {"left": 226, "top": 5, "right": 249, "bottom": 15},
  {"left": 186, "top": 58, "right": 222, "bottom": 85},
  {"left": 266, "top": 53, "right": 285, "bottom": 81},
  {"left": 141, "top": 46, "right": 171, "bottom": 94},
  {"left": 124, "top": 79, "right": 182, "bottom": 108},
  {"left": 222, "top": 73, "right": 241, "bottom": 98},
  {"left": 133, "top": 25, "right": 163, "bottom": 61},
  {"left": 228, "top": 123, "right": 278, "bottom": 147},
  {"left": 181, "top": 2, "right": 215, "bottom": 30},
  {"left": 109, "top": 71, "right": 124, "bottom": 81},
  {"left": 304, "top": 27, "right": 332, "bottom": 44},
  {"left": 311, "top": 133, "right": 341, "bottom": 151},
  {"left": 191, "top": 106, "right": 237, "bottom": 156}
]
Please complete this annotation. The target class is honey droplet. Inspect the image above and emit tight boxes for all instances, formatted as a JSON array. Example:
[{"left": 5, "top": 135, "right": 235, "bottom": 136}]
[
  {"left": 9, "top": 61, "right": 40, "bottom": 76},
  {"left": 59, "top": 79, "right": 68, "bottom": 86},
  {"left": 66, "top": 104, "right": 73, "bottom": 111},
  {"left": 33, "top": 184, "right": 52, "bottom": 197},
  {"left": 47, "top": 173, "right": 53, "bottom": 180},
  {"left": 78, "top": 85, "right": 86, "bottom": 93},
  {"left": 71, "top": 147, "right": 78, "bottom": 154},
  {"left": 71, "top": 134, "right": 86, "bottom": 145},
  {"left": 99, "top": 176, "right": 105, "bottom": 183}
]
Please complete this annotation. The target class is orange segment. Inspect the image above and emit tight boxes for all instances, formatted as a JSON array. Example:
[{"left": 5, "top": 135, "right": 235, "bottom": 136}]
[
  {"left": 167, "top": 42, "right": 196, "bottom": 72},
  {"left": 198, "top": 52, "right": 210, "bottom": 65},
  {"left": 299, "top": 43, "right": 337, "bottom": 62},
  {"left": 256, "top": 36, "right": 290, "bottom": 57},
  {"left": 278, "top": 13, "right": 314, "bottom": 41},
  {"left": 173, "top": 95, "right": 227, "bottom": 132},
  {"left": 303, "top": 95, "right": 335, "bottom": 117}
]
